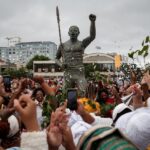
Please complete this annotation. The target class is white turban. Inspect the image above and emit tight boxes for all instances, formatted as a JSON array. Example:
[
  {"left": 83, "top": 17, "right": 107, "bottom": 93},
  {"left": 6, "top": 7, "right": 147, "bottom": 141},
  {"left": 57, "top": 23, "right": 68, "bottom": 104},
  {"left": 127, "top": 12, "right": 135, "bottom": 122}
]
[
  {"left": 126, "top": 112, "right": 150, "bottom": 150},
  {"left": 7, "top": 115, "right": 19, "bottom": 138}
]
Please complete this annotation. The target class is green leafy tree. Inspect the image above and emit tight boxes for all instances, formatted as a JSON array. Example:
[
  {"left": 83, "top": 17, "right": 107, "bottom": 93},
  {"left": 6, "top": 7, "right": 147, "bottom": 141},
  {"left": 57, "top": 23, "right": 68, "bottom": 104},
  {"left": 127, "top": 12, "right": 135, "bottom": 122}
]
[
  {"left": 2, "top": 67, "right": 27, "bottom": 78},
  {"left": 26, "top": 55, "right": 50, "bottom": 70},
  {"left": 84, "top": 63, "right": 100, "bottom": 80},
  {"left": 84, "top": 63, "right": 108, "bottom": 83},
  {"left": 120, "top": 63, "right": 143, "bottom": 82},
  {"left": 128, "top": 36, "right": 150, "bottom": 68}
]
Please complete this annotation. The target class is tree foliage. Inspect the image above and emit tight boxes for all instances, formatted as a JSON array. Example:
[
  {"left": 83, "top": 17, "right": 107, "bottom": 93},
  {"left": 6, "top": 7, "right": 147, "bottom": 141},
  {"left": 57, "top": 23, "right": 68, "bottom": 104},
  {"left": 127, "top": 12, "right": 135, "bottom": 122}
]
[
  {"left": 26, "top": 55, "right": 50, "bottom": 70},
  {"left": 84, "top": 63, "right": 108, "bottom": 83},
  {"left": 2, "top": 67, "right": 27, "bottom": 78},
  {"left": 120, "top": 63, "right": 143, "bottom": 82},
  {"left": 84, "top": 63, "right": 99, "bottom": 80},
  {"left": 128, "top": 36, "right": 150, "bottom": 67}
]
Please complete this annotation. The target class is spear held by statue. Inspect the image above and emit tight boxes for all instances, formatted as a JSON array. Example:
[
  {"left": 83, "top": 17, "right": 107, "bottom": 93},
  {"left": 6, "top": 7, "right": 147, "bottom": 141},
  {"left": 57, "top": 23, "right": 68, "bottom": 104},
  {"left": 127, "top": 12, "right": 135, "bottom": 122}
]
[{"left": 56, "top": 6, "right": 63, "bottom": 46}]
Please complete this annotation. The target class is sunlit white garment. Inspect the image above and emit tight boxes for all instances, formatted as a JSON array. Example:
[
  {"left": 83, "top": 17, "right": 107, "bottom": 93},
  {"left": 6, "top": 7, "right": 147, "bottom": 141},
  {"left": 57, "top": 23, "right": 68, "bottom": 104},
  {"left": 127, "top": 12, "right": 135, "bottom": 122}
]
[
  {"left": 68, "top": 111, "right": 91, "bottom": 145},
  {"left": 115, "top": 107, "right": 150, "bottom": 134},
  {"left": 71, "top": 120, "right": 92, "bottom": 145},
  {"left": 68, "top": 110, "right": 113, "bottom": 145},
  {"left": 116, "top": 107, "right": 150, "bottom": 150},
  {"left": 90, "top": 113, "right": 113, "bottom": 126},
  {"left": 21, "top": 131, "right": 48, "bottom": 150},
  {"left": 115, "top": 111, "right": 134, "bottom": 135},
  {"left": 7, "top": 115, "right": 20, "bottom": 138},
  {"left": 68, "top": 111, "right": 83, "bottom": 127},
  {"left": 35, "top": 100, "right": 43, "bottom": 127},
  {"left": 126, "top": 111, "right": 150, "bottom": 150}
]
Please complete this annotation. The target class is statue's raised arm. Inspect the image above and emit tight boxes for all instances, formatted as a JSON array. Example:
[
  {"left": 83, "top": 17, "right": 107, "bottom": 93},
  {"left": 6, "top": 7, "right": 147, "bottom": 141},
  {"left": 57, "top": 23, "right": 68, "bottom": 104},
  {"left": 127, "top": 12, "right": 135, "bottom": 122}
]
[{"left": 82, "top": 14, "right": 96, "bottom": 49}]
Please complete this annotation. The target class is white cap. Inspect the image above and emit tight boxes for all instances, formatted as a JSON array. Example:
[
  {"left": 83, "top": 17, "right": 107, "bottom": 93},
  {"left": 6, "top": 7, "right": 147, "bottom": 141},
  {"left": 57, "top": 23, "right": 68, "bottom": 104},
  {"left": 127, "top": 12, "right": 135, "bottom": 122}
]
[{"left": 112, "top": 103, "right": 132, "bottom": 121}]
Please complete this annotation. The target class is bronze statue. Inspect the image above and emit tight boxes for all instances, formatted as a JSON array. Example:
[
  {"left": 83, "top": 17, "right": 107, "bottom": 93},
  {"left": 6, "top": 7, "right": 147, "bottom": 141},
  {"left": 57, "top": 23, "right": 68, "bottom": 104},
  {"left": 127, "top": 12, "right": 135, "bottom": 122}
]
[{"left": 55, "top": 14, "right": 96, "bottom": 94}]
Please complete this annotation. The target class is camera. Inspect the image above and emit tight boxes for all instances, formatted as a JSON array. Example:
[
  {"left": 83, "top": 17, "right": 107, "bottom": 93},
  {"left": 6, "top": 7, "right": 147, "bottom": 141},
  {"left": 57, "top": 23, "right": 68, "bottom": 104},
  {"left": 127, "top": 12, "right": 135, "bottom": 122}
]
[{"left": 67, "top": 88, "right": 78, "bottom": 111}]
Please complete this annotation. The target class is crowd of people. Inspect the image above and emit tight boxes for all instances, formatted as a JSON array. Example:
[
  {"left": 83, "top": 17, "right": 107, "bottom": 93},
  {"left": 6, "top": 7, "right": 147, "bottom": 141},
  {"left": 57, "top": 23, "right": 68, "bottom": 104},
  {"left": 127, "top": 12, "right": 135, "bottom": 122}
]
[{"left": 0, "top": 70, "right": 150, "bottom": 150}]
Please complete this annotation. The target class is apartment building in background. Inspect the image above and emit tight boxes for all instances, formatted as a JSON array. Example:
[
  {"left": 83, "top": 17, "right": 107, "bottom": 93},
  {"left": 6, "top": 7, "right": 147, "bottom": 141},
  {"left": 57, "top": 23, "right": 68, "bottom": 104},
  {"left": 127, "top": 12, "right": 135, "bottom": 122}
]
[{"left": 0, "top": 41, "right": 57, "bottom": 67}]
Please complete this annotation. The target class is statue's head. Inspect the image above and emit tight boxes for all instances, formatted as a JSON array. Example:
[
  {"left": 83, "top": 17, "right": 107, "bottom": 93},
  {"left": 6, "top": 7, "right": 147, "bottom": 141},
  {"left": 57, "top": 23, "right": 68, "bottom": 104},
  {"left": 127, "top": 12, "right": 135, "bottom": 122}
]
[{"left": 68, "top": 26, "right": 80, "bottom": 40}]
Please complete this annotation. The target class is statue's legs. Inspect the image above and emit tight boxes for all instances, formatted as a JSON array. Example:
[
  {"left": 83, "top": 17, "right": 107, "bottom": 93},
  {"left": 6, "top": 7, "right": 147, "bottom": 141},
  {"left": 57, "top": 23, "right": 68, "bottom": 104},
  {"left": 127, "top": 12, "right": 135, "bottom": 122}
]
[
  {"left": 64, "top": 67, "right": 87, "bottom": 96},
  {"left": 77, "top": 75, "right": 87, "bottom": 93},
  {"left": 63, "top": 71, "right": 74, "bottom": 90}
]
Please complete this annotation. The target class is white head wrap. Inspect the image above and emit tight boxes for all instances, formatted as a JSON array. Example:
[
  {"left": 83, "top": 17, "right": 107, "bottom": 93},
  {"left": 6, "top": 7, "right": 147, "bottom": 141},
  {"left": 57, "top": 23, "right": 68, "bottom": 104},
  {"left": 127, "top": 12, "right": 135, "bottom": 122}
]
[
  {"left": 112, "top": 103, "right": 132, "bottom": 121},
  {"left": 7, "top": 115, "right": 19, "bottom": 138},
  {"left": 126, "top": 112, "right": 150, "bottom": 150}
]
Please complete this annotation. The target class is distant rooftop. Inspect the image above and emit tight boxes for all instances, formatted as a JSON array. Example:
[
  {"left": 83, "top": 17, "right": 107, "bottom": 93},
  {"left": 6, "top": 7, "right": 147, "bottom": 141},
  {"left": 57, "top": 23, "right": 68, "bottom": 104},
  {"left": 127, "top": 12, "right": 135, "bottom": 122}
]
[
  {"left": 16, "top": 41, "right": 56, "bottom": 46},
  {"left": 84, "top": 53, "right": 114, "bottom": 62},
  {"left": 0, "top": 46, "right": 9, "bottom": 48}
]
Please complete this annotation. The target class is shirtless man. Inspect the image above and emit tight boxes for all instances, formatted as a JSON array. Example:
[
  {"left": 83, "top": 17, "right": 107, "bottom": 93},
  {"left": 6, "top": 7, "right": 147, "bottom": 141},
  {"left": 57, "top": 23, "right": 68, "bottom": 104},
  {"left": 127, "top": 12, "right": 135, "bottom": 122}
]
[{"left": 55, "top": 14, "right": 96, "bottom": 94}]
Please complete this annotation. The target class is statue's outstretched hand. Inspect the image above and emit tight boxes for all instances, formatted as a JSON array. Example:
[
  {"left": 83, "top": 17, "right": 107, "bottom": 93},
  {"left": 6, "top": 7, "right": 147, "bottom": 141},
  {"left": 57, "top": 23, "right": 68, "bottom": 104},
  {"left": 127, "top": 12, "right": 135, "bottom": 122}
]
[{"left": 89, "top": 14, "right": 96, "bottom": 21}]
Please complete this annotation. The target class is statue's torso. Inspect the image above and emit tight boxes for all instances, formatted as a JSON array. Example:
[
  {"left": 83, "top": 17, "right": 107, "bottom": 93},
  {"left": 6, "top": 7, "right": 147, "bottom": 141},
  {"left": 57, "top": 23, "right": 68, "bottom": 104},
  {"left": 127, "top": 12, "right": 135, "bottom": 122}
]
[{"left": 62, "top": 40, "right": 84, "bottom": 68}]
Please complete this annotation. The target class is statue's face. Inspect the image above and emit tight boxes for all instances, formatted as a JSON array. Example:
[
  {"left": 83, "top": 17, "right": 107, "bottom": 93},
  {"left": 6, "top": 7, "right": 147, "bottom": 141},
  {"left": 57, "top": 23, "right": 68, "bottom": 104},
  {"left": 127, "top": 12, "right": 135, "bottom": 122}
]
[{"left": 68, "top": 26, "right": 80, "bottom": 40}]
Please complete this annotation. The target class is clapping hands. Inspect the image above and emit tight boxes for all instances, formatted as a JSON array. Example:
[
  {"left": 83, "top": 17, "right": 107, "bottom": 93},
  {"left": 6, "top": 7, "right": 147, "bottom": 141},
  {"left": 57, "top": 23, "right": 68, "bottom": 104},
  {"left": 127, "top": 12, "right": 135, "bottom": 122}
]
[{"left": 47, "top": 102, "right": 76, "bottom": 150}]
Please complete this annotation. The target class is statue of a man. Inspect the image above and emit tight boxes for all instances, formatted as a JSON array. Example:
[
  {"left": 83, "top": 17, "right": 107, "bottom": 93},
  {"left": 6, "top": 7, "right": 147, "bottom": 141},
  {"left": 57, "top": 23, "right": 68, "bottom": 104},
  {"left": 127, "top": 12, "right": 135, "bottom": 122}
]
[{"left": 55, "top": 14, "right": 96, "bottom": 94}]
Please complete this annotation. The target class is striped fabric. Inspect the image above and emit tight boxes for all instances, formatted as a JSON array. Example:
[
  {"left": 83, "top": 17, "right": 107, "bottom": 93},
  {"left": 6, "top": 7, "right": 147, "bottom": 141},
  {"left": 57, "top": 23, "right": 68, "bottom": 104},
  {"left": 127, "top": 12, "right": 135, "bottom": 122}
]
[{"left": 77, "top": 126, "right": 138, "bottom": 150}]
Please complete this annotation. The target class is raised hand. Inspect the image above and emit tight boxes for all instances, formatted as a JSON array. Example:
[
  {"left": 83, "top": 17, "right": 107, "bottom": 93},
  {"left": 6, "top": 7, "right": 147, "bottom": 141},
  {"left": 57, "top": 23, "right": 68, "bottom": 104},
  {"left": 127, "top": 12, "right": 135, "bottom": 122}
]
[
  {"left": 47, "top": 112, "right": 63, "bottom": 149},
  {"left": 60, "top": 121, "right": 76, "bottom": 150},
  {"left": 0, "top": 83, "right": 7, "bottom": 97},
  {"left": 7, "top": 78, "right": 29, "bottom": 108},
  {"left": 131, "top": 84, "right": 143, "bottom": 109},
  {"left": 142, "top": 71, "right": 150, "bottom": 88},
  {"left": 89, "top": 14, "right": 96, "bottom": 21},
  {"left": 76, "top": 100, "right": 85, "bottom": 116},
  {"left": 33, "top": 76, "right": 44, "bottom": 84},
  {"left": 17, "top": 78, "right": 28, "bottom": 92},
  {"left": 76, "top": 100, "right": 94, "bottom": 124},
  {"left": 47, "top": 102, "right": 69, "bottom": 149},
  {"left": 0, "top": 108, "right": 15, "bottom": 121},
  {"left": 14, "top": 94, "right": 39, "bottom": 132}
]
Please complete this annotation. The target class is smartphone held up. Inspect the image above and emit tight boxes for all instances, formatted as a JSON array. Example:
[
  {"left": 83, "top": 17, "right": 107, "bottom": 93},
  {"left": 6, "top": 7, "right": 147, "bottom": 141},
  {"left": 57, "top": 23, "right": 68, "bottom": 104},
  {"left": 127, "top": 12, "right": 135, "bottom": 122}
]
[{"left": 67, "top": 88, "right": 78, "bottom": 111}]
